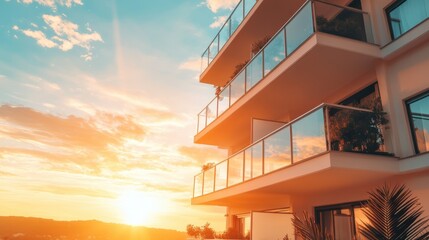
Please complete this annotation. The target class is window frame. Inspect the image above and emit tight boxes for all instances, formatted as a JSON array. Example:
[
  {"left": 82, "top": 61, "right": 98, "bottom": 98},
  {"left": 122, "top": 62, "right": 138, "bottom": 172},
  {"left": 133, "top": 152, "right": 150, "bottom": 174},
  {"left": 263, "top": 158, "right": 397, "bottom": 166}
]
[
  {"left": 406, "top": 90, "right": 429, "bottom": 154},
  {"left": 315, "top": 200, "right": 367, "bottom": 239},
  {"left": 385, "top": 0, "right": 407, "bottom": 40}
]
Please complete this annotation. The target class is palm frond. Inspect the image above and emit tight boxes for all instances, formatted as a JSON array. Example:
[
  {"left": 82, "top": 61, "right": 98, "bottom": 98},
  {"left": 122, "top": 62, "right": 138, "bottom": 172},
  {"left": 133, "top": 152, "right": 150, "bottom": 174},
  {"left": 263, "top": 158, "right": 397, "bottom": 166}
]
[
  {"left": 292, "top": 212, "right": 332, "bottom": 240},
  {"left": 359, "top": 183, "right": 429, "bottom": 240}
]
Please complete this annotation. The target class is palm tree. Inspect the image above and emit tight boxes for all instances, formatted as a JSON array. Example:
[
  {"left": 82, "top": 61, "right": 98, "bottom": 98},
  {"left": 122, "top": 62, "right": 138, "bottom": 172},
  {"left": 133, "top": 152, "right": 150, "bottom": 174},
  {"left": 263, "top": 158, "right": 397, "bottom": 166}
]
[
  {"left": 292, "top": 212, "right": 332, "bottom": 240},
  {"left": 360, "top": 184, "right": 429, "bottom": 240}
]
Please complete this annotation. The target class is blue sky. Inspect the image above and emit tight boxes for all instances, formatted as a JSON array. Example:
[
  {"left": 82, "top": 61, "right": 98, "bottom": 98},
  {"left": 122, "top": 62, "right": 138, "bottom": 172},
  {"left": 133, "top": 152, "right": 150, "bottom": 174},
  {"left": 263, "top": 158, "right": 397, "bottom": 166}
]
[{"left": 0, "top": 0, "right": 239, "bottom": 231}]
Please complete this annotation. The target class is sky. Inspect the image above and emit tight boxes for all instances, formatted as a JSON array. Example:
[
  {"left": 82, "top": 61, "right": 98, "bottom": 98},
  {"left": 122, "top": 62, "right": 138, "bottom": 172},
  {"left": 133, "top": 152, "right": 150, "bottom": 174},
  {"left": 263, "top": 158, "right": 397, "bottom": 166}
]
[{"left": 0, "top": 0, "right": 240, "bottom": 231}]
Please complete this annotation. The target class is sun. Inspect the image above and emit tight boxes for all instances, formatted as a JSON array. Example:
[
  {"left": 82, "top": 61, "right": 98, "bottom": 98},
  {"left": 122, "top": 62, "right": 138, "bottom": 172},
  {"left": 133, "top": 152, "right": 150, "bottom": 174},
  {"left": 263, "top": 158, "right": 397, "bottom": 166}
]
[{"left": 117, "top": 190, "right": 160, "bottom": 226}]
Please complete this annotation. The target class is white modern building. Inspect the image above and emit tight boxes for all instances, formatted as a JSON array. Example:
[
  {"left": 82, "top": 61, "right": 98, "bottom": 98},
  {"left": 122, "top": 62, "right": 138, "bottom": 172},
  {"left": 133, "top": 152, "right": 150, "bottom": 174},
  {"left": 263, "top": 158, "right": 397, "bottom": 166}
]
[{"left": 192, "top": 0, "right": 429, "bottom": 239}]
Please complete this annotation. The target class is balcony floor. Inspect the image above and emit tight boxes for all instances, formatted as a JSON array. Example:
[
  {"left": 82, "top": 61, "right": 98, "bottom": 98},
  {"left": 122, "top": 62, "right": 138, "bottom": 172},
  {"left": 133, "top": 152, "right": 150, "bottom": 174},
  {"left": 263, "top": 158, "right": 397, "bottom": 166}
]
[{"left": 191, "top": 151, "right": 398, "bottom": 206}]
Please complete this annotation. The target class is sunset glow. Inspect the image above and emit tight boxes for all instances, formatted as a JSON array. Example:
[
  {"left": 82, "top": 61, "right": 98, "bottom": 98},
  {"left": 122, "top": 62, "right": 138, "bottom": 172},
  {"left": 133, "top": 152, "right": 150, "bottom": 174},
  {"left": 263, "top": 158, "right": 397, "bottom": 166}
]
[
  {"left": 0, "top": 0, "right": 233, "bottom": 233},
  {"left": 117, "top": 190, "right": 160, "bottom": 226}
]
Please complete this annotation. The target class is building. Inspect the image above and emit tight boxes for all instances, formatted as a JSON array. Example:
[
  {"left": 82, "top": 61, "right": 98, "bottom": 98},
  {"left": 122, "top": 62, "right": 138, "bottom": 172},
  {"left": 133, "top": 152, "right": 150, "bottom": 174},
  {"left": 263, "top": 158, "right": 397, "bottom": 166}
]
[{"left": 191, "top": 0, "right": 429, "bottom": 239}]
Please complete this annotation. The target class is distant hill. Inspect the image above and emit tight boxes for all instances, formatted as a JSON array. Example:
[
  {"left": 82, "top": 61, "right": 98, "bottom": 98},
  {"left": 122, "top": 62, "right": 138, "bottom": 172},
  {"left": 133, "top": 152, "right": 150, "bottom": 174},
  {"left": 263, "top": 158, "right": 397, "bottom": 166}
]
[{"left": 0, "top": 216, "right": 187, "bottom": 240}]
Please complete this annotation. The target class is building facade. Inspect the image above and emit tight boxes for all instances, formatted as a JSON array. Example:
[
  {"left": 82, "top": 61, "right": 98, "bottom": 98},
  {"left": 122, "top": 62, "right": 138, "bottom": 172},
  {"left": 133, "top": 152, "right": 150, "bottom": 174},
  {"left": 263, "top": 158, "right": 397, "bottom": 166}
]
[{"left": 192, "top": 0, "right": 429, "bottom": 239}]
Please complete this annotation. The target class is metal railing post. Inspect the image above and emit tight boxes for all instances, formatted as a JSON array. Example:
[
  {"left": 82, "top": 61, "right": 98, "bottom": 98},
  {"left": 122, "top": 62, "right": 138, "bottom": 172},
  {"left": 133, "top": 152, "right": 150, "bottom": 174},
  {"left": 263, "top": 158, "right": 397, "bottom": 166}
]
[{"left": 324, "top": 106, "right": 332, "bottom": 151}]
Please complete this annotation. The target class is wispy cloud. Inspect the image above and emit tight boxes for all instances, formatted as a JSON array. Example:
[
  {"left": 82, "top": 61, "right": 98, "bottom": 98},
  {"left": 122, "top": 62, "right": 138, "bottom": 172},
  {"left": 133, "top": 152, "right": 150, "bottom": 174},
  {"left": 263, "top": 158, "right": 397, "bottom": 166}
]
[
  {"left": 13, "top": 15, "right": 102, "bottom": 61},
  {"left": 29, "top": 185, "right": 116, "bottom": 199},
  {"left": 18, "top": 0, "right": 83, "bottom": 10},
  {"left": 202, "top": 0, "right": 239, "bottom": 13},
  {"left": 0, "top": 105, "right": 148, "bottom": 174},
  {"left": 0, "top": 170, "right": 16, "bottom": 177},
  {"left": 21, "top": 28, "right": 58, "bottom": 48},
  {"left": 210, "top": 15, "right": 227, "bottom": 28},
  {"left": 178, "top": 145, "right": 226, "bottom": 166},
  {"left": 179, "top": 58, "right": 201, "bottom": 72}
]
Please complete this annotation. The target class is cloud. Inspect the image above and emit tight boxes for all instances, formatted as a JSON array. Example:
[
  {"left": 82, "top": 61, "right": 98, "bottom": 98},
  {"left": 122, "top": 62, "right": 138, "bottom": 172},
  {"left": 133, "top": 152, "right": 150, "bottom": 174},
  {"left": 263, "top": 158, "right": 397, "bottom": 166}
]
[
  {"left": 21, "top": 29, "right": 58, "bottom": 48},
  {"left": 30, "top": 185, "right": 116, "bottom": 199},
  {"left": 203, "top": 0, "right": 239, "bottom": 13},
  {"left": 42, "top": 14, "right": 102, "bottom": 51},
  {"left": 179, "top": 58, "right": 201, "bottom": 72},
  {"left": 18, "top": 0, "right": 83, "bottom": 10},
  {"left": 0, "top": 171, "right": 16, "bottom": 177},
  {"left": 13, "top": 15, "right": 102, "bottom": 61},
  {"left": 0, "top": 105, "right": 144, "bottom": 150},
  {"left": 210, "top": 15, "right": 227, "bottom": 29},
  {"left": 0, "top": 105, "right": 148, "bottom": 175},
  {"left": 178, "top": 146, "right": 226, "bottom": 166}
]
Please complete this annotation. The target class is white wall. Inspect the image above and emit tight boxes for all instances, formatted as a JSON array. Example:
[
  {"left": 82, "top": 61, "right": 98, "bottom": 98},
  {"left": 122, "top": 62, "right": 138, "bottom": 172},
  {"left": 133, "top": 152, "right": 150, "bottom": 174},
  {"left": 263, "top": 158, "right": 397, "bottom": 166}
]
[
  {"left": 252, "top": 212, "right": 294, "bottom": 240},
  {"left": 252, "top": 118, "right": 285, "bottom": 143}
]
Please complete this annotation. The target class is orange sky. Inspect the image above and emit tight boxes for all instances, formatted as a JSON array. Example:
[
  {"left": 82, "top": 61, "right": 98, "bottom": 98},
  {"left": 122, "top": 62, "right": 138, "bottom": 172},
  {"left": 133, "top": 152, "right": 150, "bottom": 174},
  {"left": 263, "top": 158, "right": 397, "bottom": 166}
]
[{"left": 0, "top": 0, "right": 243, "bottom": 232}]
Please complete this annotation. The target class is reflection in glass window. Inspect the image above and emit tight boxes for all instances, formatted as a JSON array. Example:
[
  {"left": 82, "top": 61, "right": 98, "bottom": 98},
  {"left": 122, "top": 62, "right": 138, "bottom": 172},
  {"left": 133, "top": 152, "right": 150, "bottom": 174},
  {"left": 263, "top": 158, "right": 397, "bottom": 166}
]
[
  {"left": 316, "top": 202, "right": 368, "bottom": 240},
  {"left": 387, "top": 0, "right": 429, "bottom": 39},
  {"left": 407, "top": 91, "right": 429, "bottom": 153},
  {"left": 264, "top": 127, "right": 291, "bottom": 173}
]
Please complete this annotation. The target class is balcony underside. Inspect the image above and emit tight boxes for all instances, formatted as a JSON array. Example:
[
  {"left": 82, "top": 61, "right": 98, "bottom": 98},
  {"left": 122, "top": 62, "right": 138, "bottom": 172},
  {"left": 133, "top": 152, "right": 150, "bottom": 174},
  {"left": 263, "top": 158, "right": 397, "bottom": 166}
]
[
  {"left": 200, "top": 0, "right": 306, "bottom": 86},
  {"left": 191, "top": 151, "right": 398, "bottom": 206},
  {"left": 195, "top": 33, "right": 381, "bottom": 148}
]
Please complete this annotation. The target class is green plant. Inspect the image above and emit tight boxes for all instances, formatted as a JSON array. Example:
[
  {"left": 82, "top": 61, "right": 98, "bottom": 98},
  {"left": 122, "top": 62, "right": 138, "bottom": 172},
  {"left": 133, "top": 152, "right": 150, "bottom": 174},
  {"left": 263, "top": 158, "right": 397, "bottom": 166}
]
[
  {"left": 360, "top": 184, "right": 429, "bottom": 240},
  {"left": 186, "top": 223, "right": 216, "bottom": 239},
  {"left": 316, "top": 14, "right": 366, "bottom": 42},
  {"left": 201, "top": 162, "right": 215, "bottom": 171},
  {"left": 292, "top": 212, "right": 333, "bottom": 240},
  {"left": 215, "top": 227, "right": 244, "bottom": 239},
  {"left": 230, "top": 59, "right": 249, "bottom": 79},
  {"left": 329, "top": 98, "right": 388, "bottom": 153},
  {"left": 251, "top": 36, "right": 270, "bottom": 55}
]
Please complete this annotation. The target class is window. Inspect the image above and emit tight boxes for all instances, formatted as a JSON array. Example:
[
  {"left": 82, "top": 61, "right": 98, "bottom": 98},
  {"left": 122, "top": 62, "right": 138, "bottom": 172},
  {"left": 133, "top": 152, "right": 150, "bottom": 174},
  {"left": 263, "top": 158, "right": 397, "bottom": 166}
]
[
  {"left": 315, "top": 201, "right": 368, "bottom": 240},
  {"left": 386, "top": 0, "right": 429, "bottom": 39},
  {"left": 407, "top": 91, "right": 429, "bottom": 154},
  {"left": 339, "top": 83, "right": 380, "bottom": 109},
  {"left": 235, "top": 214, "right": 251, "bottom": 239}
]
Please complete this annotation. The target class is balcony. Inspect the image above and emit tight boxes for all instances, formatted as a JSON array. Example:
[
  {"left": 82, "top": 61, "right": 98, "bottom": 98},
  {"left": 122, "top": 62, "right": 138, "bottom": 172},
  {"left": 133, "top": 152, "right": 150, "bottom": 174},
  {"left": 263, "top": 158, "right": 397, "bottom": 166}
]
[
  {"left": 201, "top": 0, "right": 257, "bottom": 73},
  {"left": 200, "top": 0, "right": 307, "bottom": 85},
  {"left": 196, "top": 0, "right": 381, "bottom": 147},
  {"left": 192, "top": 104, "right": 397, "bottom": 205}
]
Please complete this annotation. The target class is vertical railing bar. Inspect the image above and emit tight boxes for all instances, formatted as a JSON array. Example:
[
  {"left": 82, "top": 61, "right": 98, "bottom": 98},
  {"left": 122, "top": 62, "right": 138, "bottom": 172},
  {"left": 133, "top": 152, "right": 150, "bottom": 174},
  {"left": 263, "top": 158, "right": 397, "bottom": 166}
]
[
  {"left": 202, "top": 171, "right": 205, "bottom": 196},
  {"left": 216, "top": 96, "right": 219, "bottom": 118},
  {"left": 228, "top": 85, "right": 231, "bottom": 107},
  {"left": 290, "top": 125, "right": 294, "bottom": 164},
  {"left": 261, "top": 52, "right": 264, "bottom": 79},
  {"left": 324, "top": 106, "right": 332, "bottom": 151},
  {"left": 250, "top": 148, "right": 253, "bottom": 179},
  {"left": 226, "top": 158, "right": 230, "bottom": 188},
  {"left": 205, "top": 107, "right": 208, "bottom": 128},
  {"left": 243, "top": 0, "right": 245, "bottom": 23},
  {"left": 193, "top": 175, "right": 196, "bottom": 197},
  {"left": 242, "top": 151, "right": 245, "bottom": 182},
  {"left": 284, "top": 27, "right": 288, "bottom": 57},
  {"left": 213, "top": 165, "right": 217, "bottom": 192},
  {"left": 311, "top": 1, "right": 318, "bottom": 33},
  {"left": 217, "top": 34, "right": 220, "bottom": 54},
  {"left": 262, "top": 140, "right": 265, "bottom": 175},
  {"left": 244, "top": 65, "right": 248, "bottom": 92}
]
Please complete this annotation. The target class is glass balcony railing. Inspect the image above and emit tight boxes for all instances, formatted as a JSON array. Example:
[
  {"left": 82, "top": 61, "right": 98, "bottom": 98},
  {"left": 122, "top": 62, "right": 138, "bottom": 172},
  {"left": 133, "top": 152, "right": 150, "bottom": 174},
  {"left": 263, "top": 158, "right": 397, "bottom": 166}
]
[
  {"left": 193, "top": 103, "right": 388, "bottom": 198},
  {"left": 201, "top": 0, "right": 257, "bottom": 73},
  {"left": 196, "top": 0, "right": 375, "bottom": 134},
  {"left": 387, "top": 0, "right": 429, "bottom": 40}
]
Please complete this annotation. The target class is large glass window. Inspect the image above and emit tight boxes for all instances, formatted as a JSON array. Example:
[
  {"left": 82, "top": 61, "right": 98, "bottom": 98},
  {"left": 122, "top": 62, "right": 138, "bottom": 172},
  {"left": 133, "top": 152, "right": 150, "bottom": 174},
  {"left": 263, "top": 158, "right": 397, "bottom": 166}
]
[
  {"left": 316, "top": 202, "right": 368, "bottom": 240},
  {"left": 387, "top": 0, "right": 429, "bottom": 39},
  {"left": 407, "top": 91, "right": 429, "bottom": 154}
]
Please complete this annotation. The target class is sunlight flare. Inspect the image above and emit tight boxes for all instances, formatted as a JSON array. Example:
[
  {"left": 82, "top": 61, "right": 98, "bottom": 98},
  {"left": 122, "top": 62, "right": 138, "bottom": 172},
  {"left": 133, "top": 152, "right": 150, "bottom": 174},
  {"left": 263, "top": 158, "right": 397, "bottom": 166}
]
[{"left": 117, "top": 190, "right": 161, "bottom": 226}]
